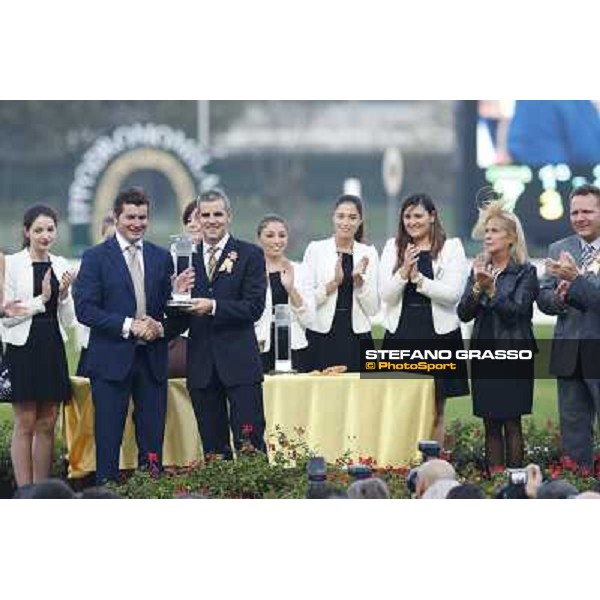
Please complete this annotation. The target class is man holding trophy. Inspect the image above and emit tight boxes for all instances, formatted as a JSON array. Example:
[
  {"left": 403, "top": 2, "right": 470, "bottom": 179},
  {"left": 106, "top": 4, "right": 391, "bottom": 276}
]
[{"left": 170, "top": 188, "right": 267, "bottom": 457}]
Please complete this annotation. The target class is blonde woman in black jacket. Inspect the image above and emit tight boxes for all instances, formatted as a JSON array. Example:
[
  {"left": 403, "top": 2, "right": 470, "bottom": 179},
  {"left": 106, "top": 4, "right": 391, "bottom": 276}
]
[{"left": 458, "top": 200, "right": 538, "bottom": 470}]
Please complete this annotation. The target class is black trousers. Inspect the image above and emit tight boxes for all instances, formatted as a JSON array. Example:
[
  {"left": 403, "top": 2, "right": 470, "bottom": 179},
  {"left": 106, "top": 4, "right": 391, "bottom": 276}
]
[{"left": 189, "top": 368, "right": 266, "bottom": 457}]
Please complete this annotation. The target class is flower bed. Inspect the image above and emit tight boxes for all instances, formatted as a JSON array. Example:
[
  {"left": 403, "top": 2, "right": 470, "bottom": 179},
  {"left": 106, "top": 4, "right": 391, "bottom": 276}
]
[
  {"left": 1, "top": 419, "right": 598, "bottom": 498},
  {"left": 109, "top": 420, "right": 600, "bottom": 499}
]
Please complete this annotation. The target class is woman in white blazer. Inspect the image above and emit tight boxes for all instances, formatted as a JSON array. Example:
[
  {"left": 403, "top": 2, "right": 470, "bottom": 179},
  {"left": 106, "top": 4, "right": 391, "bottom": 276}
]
[
  {"left": 379, "top": 193, "right": 469, "bottom": 445},
  {"left": 254, "top": 215, "right": 315, "bottom": 372},
  {"left": 303, "top": 194, "right": 379, "bottom": 372},
  {"left": 2, "top": 205, "right": 75, "bottom": 488}
]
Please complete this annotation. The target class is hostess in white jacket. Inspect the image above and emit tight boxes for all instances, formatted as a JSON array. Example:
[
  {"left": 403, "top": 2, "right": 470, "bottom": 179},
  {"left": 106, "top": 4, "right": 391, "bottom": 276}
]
[
  {"left": 303, "top": 237, "right": 379, "bottom": 334},
  {"left": 378, "top": 237, "right": 468, "bottom": 335},
  {"left": 1, "top": 249, "right": 76, "bottom": 346},
  {"left": 255, "top": 261, "right": 315, "bottom": 352}
]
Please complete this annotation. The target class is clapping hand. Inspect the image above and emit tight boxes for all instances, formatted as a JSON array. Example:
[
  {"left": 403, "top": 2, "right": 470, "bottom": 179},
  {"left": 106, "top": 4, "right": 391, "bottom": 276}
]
[
  {"left": 399, "top": 243, "right": 419, "bottom": 280},
  {"left": 59, "top": 270, "right": 75, "bottom": 300},
  {"left": 352, "top": 256, "right": 369, "bottom": 288},
  {"left": 1, "top": 300, "right": 28, "bottom": 318},
  {"left": 544, "top": 251, "right": 579, "bottom": 282},
  {"left": 280, "top": 260, "right": 295, "bottom": 292},
  {"left": 555, "top": 279, "right": 571, "bottom": 304},
  {"left": 41, "top": 268, "right": 52, "bottom": 304},
  {"left": 473, "top": 254, "right": 497, "bottom": 294},
  {"left": 334, "top": 254, "right": 344, "bottom": 285},
  {"left": 325, "top": 254, "right": 345, "bottom": 296}
]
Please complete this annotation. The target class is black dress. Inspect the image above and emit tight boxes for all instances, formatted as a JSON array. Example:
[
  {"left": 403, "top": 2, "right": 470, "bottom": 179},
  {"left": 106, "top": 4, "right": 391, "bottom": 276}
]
[
  {"left": 261, "top": 272, "right": 310, "bottom": 373},
  {"left": 3, "top": 262, "right": 71, "bottom": 405},
  {"left": 382, "top": 251, "right": 469, "bottom": 398},
  {"left": 306, "top": 252, "right": 374, "bottom": 372}
]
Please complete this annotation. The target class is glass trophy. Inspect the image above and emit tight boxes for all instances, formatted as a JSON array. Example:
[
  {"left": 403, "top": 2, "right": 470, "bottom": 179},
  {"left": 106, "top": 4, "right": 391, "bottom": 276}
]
[
  {"left": 168, "top": 234, "right": 194, "bottom": 307},
  {"left": 273, "top": 304, "right": 294, "bottom": 373}
]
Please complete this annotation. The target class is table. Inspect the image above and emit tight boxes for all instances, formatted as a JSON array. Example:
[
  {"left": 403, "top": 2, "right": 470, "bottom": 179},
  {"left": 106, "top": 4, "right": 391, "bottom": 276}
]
[{"left": 63, "top": 374, "right": 435, "bottom": 478}]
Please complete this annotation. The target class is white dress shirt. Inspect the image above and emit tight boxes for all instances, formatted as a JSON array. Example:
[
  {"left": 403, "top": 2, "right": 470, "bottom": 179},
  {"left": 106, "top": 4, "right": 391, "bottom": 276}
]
[
  {"left": 201, "top": 233, "right": 230, "bottom": 315},
  {"left": 116, "top": 231, "right": 145, "bottom": 338}
]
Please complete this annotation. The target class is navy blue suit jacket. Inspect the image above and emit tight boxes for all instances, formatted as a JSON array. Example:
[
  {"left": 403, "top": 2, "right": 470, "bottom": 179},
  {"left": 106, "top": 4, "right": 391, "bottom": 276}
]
[
  {"left": 172, "top": 237, "right": 266, "bottom": 389},
  {"left": 74, "top": 236, "right": 173, "bottom": 382}
]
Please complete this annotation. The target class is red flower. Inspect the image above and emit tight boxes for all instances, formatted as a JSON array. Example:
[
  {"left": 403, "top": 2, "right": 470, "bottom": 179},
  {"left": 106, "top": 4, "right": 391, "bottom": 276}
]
[
  {"left": 559, "top": 455, "right": 577, "bottom": 471},
  {"left": 548, "top": 465, "right": 562, "bottom": 479},
  {"left": 147, "top": 452, "right": 158, "bottom": 463},
  {"left": 594, "top": 455, "right": 600, "bottom": 477}
]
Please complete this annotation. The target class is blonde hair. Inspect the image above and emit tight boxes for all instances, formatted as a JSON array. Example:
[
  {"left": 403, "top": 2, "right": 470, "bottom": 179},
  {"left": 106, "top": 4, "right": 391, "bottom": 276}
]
[{"left": 472, "top": 200, "right": 529, "bottom": 265}]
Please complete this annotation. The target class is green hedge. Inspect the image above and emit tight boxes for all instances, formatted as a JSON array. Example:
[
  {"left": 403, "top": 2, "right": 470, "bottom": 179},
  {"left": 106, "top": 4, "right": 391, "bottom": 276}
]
[{"left": 1, "top": 420, "right": 598, "bottom": 498}]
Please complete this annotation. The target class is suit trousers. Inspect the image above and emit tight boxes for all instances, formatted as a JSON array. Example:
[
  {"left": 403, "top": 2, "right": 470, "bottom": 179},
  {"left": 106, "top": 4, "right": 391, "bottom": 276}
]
[
  {"left": 91, "top": 345, "right": 167, "bottom": 484},
  {"left": 189, "top": 368, "right": 266, "bottom": 457},
  {"left": 557, "top": 373, "right": 600, "bottom": 469}
]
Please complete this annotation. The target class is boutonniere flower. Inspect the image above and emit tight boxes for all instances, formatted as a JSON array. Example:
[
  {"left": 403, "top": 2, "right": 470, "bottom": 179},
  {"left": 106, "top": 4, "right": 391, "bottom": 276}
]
[
  {"left": 587, "top": 257, "right": 600, "bottom": 275},
  {"left": 219, "top": 250, "right": 238, "bottom": 274}
]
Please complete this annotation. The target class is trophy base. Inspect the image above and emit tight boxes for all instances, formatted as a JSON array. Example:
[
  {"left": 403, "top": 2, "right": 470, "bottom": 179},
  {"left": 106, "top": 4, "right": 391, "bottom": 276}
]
[
  {"left": 167, "top": 299, "right": 194, "bottom": 308},
  {"left": 269, "top": 363, "right": 297, "bottom": 375}
]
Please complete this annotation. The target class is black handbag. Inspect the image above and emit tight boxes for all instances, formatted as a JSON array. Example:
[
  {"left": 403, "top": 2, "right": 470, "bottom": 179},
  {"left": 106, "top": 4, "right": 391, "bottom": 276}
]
[{"left": 0, "top": 349, "right": 11, "bottom": 402}]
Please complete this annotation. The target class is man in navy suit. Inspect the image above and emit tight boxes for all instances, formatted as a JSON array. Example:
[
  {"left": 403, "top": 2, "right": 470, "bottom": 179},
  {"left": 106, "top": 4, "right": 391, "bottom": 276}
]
[
  {"left": 175, "top": 188, "right": 267, "bottom": 457},
  {"left": 74, "top": 187, "right": 173, "bottom": 484}
]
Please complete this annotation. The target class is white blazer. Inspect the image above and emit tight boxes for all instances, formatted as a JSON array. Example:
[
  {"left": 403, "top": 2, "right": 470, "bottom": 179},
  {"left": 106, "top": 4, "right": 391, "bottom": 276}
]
[
  {"left": 378, "top": 237, "right": 469, "bottom": 335},
  {"left": 1, "top": 249, "right": 76, "bottom": 346},
  {"left": 255, "top": 261, "right": 315, "bottom": 352},
  {"left": 303, "top": 237, "right": 379, "bottom": 334}
]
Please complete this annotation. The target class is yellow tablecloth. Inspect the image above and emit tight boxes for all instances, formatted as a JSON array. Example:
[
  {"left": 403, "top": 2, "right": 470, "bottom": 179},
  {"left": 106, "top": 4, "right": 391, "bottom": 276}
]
[{"left": 63, "top": 374, "right": 435, "bottom": 478}]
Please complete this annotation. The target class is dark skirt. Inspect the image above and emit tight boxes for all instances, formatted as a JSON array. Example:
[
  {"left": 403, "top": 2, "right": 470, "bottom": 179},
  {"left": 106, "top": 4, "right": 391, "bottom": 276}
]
[
  {"left": 472, "top": 366, "right": 534, "bottom": 419},
  {"left": 382, "top": 303, "right": 470, "bottom": 399},
  {"left": 4, "top": 318, "right": 71, "bottom": 405},
  {"left": 306, "top": 309, "right": 374, "bottom": 373}
]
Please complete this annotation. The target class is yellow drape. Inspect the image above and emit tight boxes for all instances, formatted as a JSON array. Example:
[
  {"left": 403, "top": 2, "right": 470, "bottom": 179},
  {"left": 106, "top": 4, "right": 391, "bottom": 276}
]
[{"left": 63, "top": 374, "right": 435, "bottom": 478}]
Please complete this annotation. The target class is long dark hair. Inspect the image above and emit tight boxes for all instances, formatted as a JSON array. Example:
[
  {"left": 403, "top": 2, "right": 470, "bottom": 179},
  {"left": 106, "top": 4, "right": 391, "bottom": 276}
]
[
  {"left": 395, "top": 193, "right": 446, "bottom": 270},
  {"left": 334, "top": 194, "right": 365, "bottom": 243},
  {"left": 22, "top": 204, "right": 58, "bottom": 248}
]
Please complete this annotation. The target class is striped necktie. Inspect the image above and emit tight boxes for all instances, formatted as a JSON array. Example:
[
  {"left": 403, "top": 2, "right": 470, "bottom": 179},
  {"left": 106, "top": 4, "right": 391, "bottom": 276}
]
[
  {"left": 581, "top": 243, "right": 596, "bottom": 269},
  {"left": 206, "top": 246, "right": 218, "bottom": 281},
  {"left": 126, "top": 244, "right": 146, "bottom": 317}
]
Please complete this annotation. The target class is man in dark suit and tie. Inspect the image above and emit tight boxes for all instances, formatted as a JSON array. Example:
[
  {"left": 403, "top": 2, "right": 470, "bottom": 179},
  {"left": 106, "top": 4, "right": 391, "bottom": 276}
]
[
  {"left": 74, "top": 187, "right": 173, "bottom": 484},
  {"left": 174, "top": 188, "right": 267, "bottom": 457},
  {"left": 538, "top": 184, "right": 600, "bottom": 469}
]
